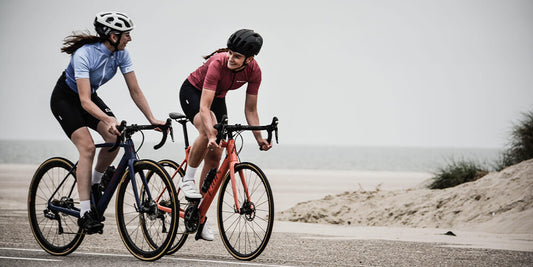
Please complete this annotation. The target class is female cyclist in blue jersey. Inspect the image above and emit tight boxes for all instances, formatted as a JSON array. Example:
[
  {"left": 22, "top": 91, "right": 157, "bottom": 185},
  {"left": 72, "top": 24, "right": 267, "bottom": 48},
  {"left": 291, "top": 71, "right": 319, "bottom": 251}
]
[
  {"left": 178, "top": 29, "right": 271, "bottom": 241},
  {"left": 50, "top": 12, "right": 165, "bottom": 233}
]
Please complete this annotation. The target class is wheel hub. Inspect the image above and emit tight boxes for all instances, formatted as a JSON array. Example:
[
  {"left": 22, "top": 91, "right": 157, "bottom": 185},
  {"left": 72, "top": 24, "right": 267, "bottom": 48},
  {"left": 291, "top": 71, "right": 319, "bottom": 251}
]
[{"left": 241, "top": 200, "right": 256, "bottom": 221}]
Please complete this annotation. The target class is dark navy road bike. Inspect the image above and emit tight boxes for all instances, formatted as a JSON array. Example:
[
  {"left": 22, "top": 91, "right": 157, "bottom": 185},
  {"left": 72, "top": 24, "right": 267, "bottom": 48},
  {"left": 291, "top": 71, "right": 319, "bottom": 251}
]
[{"left": 28, "top": 120, "right": 179, "bottom": 261}]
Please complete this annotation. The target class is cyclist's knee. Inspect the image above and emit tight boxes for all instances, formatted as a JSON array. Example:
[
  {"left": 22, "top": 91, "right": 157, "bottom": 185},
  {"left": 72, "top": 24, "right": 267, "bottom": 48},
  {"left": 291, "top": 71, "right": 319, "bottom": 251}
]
[
  {"left": 204, "top": 149, "right": 222, "bottom": 163},
  {"left": 96, "top": 123, "right": 117, "bottom": 142},
  {"left": 100, "top": 131, "right": 116, "bottom": 143},
  {"left": 193, "top": 132, "right": 209, "bottom": 145},
  {"left": 75, "top": 143, "right": 95, "bottom": 160},
  {"left": 71, "top": 129, "right": 96, "bottom": 158}
]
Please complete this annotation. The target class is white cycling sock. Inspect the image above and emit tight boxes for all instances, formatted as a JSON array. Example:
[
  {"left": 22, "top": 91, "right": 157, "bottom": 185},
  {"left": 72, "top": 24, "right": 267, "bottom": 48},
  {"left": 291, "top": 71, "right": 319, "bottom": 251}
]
[
  {"left": 183, "top": 166, "right": 198, "bottom": 182},
  {"left": 92, "top": 170, "right": 104, "bottom": 185},
  {"left": 80, "top": 200, "right": 91, "bottom": 217}
]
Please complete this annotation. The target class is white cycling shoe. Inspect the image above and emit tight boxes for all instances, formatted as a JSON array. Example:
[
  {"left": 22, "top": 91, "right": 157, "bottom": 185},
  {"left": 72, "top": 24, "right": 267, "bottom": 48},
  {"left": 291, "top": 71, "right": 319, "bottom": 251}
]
[
  {"left": 180, "top": 180, "right": 202, "bottom": 199},
  {"left": 200, "top": 218, "right": 214, "bottom": 241}
]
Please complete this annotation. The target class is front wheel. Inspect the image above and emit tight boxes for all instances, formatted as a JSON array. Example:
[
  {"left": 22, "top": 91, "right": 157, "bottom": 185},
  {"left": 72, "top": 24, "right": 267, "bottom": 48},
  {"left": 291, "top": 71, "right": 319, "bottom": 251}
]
[
  {"left": 115, "top": 160, "right": 178, "bottom": 261},
  {"left": 217, "top": 162, "right": 274, "bottom": 260}
]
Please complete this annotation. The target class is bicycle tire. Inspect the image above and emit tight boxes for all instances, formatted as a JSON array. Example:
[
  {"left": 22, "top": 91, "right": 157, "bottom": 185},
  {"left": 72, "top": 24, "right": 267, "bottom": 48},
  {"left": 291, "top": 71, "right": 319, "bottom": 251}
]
[
  {"left": 28, "top": 157, "right": 85, "bottom": 256},
  {"left": 115, "top": 159, "right": 178, "bottom": 261},
  {"left": 217, "top": 162, "right": 274, "bottom": 260},
  {"left": 157, "top": 159, "right": 189, "bottom": 255}
]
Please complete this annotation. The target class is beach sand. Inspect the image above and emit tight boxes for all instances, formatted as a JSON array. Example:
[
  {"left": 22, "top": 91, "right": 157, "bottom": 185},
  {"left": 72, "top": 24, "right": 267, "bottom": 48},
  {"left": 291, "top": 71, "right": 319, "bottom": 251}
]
[
  {"left": 275, "top": 159, "right": 533, "bottom": 251},
  {"left": 2, "top": 161, "right": 533, "bottom": 252},
  {"left": 277, "top": 159, "right": 533, "bottom": 234}
]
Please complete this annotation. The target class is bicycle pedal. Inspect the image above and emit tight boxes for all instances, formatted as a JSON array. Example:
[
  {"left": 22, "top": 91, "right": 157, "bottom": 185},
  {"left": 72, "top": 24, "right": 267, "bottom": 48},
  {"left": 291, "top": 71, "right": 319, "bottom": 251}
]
[
  {"left": 84, "top": 224, "right": 104, "bottom": 235},
  {"left": 185, "top": 197, "right": 202, "bottom": 202},
  {"left": 194, "top": 224, "right": 205, "bottom": 241}
]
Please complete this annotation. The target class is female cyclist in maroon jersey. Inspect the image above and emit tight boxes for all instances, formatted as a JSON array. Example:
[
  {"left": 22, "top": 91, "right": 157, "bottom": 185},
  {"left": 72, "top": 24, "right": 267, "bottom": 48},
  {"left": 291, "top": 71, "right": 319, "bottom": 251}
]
[{"left": 178, "top": 29, "right": 271, "bottom": 240}]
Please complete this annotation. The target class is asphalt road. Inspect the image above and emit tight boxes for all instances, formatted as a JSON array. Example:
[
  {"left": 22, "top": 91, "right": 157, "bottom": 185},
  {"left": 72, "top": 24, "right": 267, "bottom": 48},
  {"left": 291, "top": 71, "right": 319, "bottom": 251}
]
[
  {"left": 1, "top": 164, "right": 533, "bottom": 266},
  {"left": 1, "top": 208, "right": 532, "bottom": 267}
]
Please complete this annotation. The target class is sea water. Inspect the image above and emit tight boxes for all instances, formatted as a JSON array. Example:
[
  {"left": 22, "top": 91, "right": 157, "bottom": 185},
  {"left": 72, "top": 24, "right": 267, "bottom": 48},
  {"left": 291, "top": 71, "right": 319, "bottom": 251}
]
[{"left": 0, "top": 139, "right": 501, "bottom": 173}]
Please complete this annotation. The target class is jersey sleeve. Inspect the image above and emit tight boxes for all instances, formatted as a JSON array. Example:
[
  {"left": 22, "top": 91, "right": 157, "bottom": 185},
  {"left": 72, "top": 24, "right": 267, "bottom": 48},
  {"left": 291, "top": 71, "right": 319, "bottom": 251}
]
[
  {"left": 246, "top": 64, "right": 262, "bottom": 95},
  {"left": 203, "top": 59, "right": 223, "bottom": 91},
  {"left": 119, "top": 50, "right": 134, "bottom": 74},
  {"left": 72, "top": 47, "right": 90, "bottom": 79}
]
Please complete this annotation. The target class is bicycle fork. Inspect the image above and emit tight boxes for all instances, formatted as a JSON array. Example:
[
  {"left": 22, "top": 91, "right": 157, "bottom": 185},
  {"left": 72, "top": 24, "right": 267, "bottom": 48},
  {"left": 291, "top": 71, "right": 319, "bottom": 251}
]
[{"left": 126, "top": 158, "right": 170, "bottom": 233}]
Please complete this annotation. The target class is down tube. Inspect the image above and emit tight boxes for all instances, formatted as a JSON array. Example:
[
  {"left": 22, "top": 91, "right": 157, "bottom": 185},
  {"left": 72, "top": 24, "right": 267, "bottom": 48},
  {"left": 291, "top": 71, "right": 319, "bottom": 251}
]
[
  {"left": 229, "top": 163, "right": 242, "bottom": 213},
  {"left": 198, "top": 159, "right": 230, "bottom": 217}
]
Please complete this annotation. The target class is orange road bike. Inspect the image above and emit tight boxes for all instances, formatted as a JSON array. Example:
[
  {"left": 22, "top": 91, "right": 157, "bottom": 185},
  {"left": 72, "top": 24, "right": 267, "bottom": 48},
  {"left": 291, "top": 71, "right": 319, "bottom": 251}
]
[
  {"left": 157, "top": 112, "right": 278, "bottom": 260},
  {"left": 28, "top": 120, "right": 178, "bottom": 261}
]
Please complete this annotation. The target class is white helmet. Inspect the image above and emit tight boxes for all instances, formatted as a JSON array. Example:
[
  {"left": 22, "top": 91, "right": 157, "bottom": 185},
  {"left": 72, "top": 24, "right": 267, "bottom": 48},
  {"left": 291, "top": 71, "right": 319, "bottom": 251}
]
[{"left": 94, "top": 11, "right": 134, "bottom": 37}]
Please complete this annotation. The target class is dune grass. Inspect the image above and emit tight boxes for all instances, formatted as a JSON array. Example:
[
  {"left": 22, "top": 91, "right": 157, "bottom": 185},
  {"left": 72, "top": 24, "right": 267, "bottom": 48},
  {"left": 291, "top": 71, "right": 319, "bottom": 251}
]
[
  {"left": 428, "top": 159, "right": 488, "bottom": 189},
  {"left": 495, "top": 111, "right": 533, "bottom": 171},
  {"left": 429, "top": 111, "right": 533, "bottom": 189}
]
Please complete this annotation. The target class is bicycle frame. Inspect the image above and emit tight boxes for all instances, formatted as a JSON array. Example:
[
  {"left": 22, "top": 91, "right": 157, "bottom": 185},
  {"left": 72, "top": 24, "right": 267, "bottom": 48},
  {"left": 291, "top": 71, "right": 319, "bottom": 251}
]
[
  {"left": 164, "top": 112, "right": 277, "bottom": 229},
  {"left": 161, "top": 139, "right": 247, "bottom": 224},
  {"left": 197, "top": 139, "right": 248, "bottom": 221},
  {"left": 47, "top": 138, "right": 151, "bottom": 219}
]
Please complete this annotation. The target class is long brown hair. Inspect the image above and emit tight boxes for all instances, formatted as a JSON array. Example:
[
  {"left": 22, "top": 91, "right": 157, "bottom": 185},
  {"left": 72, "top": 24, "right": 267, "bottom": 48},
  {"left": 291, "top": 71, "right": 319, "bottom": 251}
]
[
  {"left": 203, "top": 48, "right": 228, "bottom": 60},
  {"left": 61, "top": 31, "right": 105, "bottom": 55}
]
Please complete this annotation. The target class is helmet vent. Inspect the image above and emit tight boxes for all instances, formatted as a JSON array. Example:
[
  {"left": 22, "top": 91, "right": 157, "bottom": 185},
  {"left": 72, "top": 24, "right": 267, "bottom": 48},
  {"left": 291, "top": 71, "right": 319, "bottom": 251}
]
[{"left": 118, "top": 18, "right": 131, "bottom": 28}]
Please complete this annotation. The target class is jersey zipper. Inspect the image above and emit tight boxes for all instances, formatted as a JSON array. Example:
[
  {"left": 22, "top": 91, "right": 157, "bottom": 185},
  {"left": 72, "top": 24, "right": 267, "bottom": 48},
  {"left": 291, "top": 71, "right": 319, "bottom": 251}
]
[
  {"left": 226, "top": 72, "right": 236, "bottom": 93},
  {"left": 97, "top": 57, "right": 110, "bottom": 92}
]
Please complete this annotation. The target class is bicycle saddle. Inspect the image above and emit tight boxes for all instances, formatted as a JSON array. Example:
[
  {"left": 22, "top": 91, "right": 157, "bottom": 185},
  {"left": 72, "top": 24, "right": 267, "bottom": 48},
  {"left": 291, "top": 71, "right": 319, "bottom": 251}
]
[{"left": 169, "top": 112, "right": 187, "bottom": 120}]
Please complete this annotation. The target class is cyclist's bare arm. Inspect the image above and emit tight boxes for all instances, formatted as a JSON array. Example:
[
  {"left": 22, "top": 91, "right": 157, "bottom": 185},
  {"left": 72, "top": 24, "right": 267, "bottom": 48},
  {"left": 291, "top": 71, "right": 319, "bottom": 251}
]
[
  {"left": 124, "top": 72, "right": 165, "bottom": 126},
  {"left": 244, "top": 93, "right": 271, "bottom": 151}
]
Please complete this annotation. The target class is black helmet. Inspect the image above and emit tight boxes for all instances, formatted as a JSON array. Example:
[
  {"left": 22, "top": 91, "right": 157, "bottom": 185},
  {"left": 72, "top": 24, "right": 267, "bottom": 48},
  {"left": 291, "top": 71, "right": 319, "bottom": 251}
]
[{"left": 227, "top": 29, "right": 263, "bottom": 57}]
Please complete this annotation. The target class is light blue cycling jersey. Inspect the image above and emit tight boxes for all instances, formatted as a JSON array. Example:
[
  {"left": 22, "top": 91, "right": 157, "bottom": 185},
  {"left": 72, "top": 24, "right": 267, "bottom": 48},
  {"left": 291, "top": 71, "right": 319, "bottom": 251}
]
[{"left": 65, "top": 42, "right": 134, "bottom": 94}]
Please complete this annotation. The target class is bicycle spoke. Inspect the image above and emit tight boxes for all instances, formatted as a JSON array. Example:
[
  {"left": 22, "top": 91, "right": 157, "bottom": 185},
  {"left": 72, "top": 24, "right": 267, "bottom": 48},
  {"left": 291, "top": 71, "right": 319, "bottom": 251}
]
[
  {"left": 28, "top": 158, "right": 84, "bottom": 256},
  {"left": 116, "top": 160, "right": 177, "bottom": 261},
  {"left": 157, "top": 159, "right": 189, "bottom": 255},
  {"left": 218, "top": 162, "right": 274, "bottom": 260}
]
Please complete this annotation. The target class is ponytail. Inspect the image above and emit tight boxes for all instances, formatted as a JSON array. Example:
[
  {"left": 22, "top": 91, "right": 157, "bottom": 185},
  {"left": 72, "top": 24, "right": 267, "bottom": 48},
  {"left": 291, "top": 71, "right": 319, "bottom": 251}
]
[
  {"left": 61, "top": 31, "right": 105, "bottom": 55},
  {"left": 203, "top": 48, "right": 229, "bottom": 60}
]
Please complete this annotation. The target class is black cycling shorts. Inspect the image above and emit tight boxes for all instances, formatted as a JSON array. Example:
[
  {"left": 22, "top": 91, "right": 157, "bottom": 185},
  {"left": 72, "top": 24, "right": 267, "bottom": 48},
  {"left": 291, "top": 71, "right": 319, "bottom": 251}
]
[
  {"left": 50, "top": 72, "right": 115, "bottom": 138},
  {"left": 179, "top": 79, "right": 227, "bottom": 123}
]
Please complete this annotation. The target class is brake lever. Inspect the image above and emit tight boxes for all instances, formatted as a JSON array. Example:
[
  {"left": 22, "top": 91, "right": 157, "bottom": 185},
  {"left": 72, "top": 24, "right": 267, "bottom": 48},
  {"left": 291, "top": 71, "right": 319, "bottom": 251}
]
[
  {"left": 170, "top": 126, "right": 174, "bottom": 142},
  {"left": 272, "top": 117, "right": 279, "bottom": 144},
  {"left": 214, "top": 115, "right": 228, "bottom": 145},
  {"left": 109, "top": 120, "right": 127, "bottom": 152},
  {"left": 154, "top": 118, "right": 172, "bottom": 150}
]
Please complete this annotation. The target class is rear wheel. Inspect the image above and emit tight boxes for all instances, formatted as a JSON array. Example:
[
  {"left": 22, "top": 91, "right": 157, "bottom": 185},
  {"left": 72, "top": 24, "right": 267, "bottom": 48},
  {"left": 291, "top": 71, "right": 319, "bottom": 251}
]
[
  {"left": 158, "top": 159, "right": 189, "bottom": 254},
  {"left": 217, "top": 162, "right": 274, "bottom": 260},
  {"left": 115, "top": 160, "right": 178, "bottom": 261},
  {"left": 28, "top": 157, "right": 84, "bottom": 256}
]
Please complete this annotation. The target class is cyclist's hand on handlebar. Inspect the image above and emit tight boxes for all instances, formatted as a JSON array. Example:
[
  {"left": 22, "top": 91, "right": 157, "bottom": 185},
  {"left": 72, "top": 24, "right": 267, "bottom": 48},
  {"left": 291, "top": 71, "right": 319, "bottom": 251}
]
[
  {"left": 105, "top": 118, "right": 121, "bottom": 136},
  {"left": 149, "top": 118, "right": 167, "bottom": 132},
  {"left": 258, "top": 138, "right": 272, "bottom": 151},
  {"left": 207, "top": 136, "right": 220, "bottom": 150}
]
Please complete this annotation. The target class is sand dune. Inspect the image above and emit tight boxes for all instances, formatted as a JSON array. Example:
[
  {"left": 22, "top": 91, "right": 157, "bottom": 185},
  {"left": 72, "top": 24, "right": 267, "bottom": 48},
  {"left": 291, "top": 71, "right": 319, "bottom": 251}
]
[{"left": 278, "top": 159, "right": 533, "bottom": 234}]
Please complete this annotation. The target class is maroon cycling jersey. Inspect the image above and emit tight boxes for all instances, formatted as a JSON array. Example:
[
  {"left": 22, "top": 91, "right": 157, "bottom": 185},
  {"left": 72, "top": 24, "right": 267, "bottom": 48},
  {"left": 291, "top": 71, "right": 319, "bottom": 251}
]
[{"left": 187, "top": 52, "right": 261, "bottom": 98}]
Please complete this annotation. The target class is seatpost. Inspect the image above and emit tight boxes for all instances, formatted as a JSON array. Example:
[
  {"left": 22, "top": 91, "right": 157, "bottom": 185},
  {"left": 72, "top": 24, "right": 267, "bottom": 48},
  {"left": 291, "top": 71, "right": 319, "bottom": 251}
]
[{"left": 179, "top": 120, "right": 190, "bottom": 149}]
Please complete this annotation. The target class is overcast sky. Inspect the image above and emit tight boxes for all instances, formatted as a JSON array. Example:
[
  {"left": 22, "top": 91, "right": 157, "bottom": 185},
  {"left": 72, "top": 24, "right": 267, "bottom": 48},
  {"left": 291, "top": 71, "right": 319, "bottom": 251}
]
[{"left": 1, "top": 0, "right": 532, "bottom": 148}]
